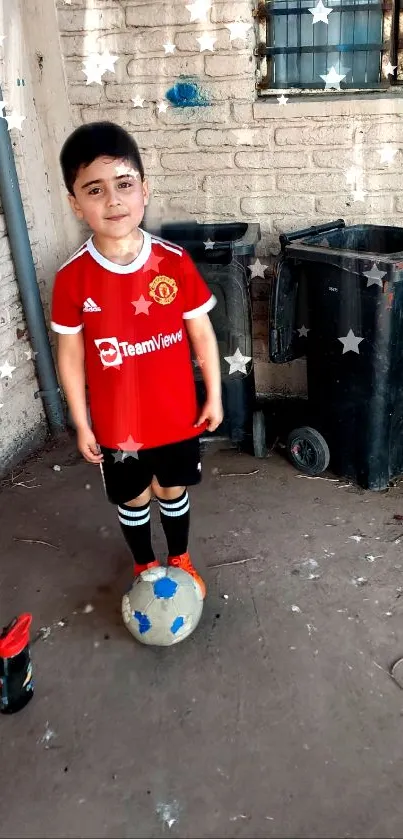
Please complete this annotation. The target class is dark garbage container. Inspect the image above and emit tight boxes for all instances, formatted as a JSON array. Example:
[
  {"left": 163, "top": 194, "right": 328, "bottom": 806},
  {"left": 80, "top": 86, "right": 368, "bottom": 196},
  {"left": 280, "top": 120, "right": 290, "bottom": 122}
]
[
  {"left": 268, "top": 218, "right": 403, "bottom": 490},
  {"left": 151, "top": 221, "right": 261, "bottom": 450}
]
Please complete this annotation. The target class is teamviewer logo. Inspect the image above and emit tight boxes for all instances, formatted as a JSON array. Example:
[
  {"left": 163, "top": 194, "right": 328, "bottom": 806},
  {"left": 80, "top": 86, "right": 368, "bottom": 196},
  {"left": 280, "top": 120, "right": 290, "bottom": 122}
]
[{"left": 94, "top": 337, "right": 123, "bottom": 368}]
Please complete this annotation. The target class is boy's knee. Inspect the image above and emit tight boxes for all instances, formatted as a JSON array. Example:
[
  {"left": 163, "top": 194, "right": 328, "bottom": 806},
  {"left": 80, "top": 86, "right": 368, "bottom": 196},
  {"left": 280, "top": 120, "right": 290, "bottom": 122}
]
[
  {"left": 151, "top": 478, "right": 185, "bottom": 501},
  {"left": 123, "top": 486, "right": 152, "bottom": 507}
]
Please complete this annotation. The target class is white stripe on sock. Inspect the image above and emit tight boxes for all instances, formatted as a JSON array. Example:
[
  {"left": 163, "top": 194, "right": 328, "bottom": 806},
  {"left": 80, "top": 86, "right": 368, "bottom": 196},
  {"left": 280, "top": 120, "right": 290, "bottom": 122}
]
[
  {"left": 158, "top": 492, "right": 188, "bottom": 512},
  {"left": 118, "top": 512, "right": 150, "bottom": 527},
  {"left": 159, "top": 499, "right": 190, "bottom": 518},
  {"left": 118, "top": 504, "right": 150, "bottom": 518}
]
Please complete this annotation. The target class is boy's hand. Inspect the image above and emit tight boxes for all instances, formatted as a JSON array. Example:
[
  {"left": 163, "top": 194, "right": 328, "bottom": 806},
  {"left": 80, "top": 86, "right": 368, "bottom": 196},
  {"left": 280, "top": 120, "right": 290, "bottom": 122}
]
[
  {"left": 195, "top": 398, "right": 224, "bottom": 433},
  {"left": 77, "top": 427, "right": 104, "bottom": 464}
]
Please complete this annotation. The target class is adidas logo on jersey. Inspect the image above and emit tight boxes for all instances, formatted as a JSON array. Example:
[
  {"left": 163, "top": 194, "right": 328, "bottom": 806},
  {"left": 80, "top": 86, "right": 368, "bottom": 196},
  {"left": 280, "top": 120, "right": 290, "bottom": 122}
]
[{"left": 83, "top": 297, "right": 101, "bottom": 312}]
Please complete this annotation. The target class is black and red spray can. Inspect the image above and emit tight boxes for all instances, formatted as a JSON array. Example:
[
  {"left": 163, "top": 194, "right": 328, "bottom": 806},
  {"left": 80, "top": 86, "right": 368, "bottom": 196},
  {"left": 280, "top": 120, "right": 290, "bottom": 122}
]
[{"left": 0, "top": 614, "right": 34, "bottom": 714}]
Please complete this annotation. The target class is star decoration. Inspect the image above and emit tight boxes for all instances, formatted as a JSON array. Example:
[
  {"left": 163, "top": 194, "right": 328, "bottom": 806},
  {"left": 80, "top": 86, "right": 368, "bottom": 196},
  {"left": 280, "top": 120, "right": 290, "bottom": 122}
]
[
  {"left": 277, "top": 95, "right": 289, "bottom": 105},
  {"left": 193, "top": 355, "right": 205, "bottom": 369},
  {"left": 145, "top": 252, "right": 165, "bottom": 272},
  {"left": 24, "top": 348, "right": 38, "bottom": 361},
  {"left": 320, "top": 66, "right": 347, "bottom": 89},
  {"left": 83, "top": 50, "right": 118, "bottom": 85},
  {"left": 204, "top": 239, "right": 215, "bottom": 250},
  {"left": 226, "top": 22, "right": 253, "bottom": 41},
  {"left": 132, "top": 294, "right": 152, "bottom": 315},
  {"left": 352, "top": 188, "right": 366, "bottom": 202},
  {"left": 163, "top": 42, "right": 176, "bottom": 55},
  {"left": 185, "top": 0, "right": 212, "bottom": 22},
  {"left": 309, "top": 0, "right": 333, "bottom": 23},
  {"left": 363, "top": 262, "right": 386, "bottom": 288},
  {"left": 131, "top": 95, "right": 145, "bottom": 108},
  {"left": 249, "top": 258, "right": 268, "bottom": 278},
  {"left": 224, "top": 348, "right": 252, "bottom": 375},
  {"left": 384, "top": 61, "right": 397, "bottom": 77},
  {"left": 345, "top": 166, "right": 360, "bottom": 186},
  {"left": 378, "top": 146, "right": 398, "bottom": 165},
  {"left": 115, "top": 163, "right": 140, "bottom": 179},
  {"left": 0, "top": 360, "right": 16, "bottom": 379},
  {"left": 298, "top": 325, "right": 310, "bottom": 338},
  {"left": 338, "top": 329, "right": 364, "bottom": 355},
  {"left": 5, "top": 111, "right": 25, "bottom": 131},
  {"left": 116, "top": 435, "right": 143, "bottom": 461},
  {"left": 157, "top": 100, "right": 169, "bottom": 113},
  {"left": 197, "top": 34, "right": 216, "bottom": 52}
]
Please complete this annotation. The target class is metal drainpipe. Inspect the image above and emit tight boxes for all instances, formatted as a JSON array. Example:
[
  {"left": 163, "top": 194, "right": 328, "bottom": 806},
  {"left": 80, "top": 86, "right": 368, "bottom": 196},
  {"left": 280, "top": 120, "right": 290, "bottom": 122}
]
[{"left": 0, "top": 91, "right": 65, "bottom": 435}]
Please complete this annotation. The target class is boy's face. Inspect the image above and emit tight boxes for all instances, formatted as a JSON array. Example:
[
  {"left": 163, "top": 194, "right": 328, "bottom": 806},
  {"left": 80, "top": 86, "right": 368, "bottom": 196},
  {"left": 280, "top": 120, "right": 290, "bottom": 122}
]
[{"left": 68, "top": 155, "right": 149, "bottom": 239}]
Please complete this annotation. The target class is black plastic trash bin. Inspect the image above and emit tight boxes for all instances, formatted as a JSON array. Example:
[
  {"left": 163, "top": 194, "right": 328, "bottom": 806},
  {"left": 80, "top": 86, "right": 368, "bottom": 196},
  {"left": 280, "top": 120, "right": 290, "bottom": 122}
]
[
  {"left": 150, "top": 221, "right": 260, "bottom": 448},
  {"left": 269, "top": 218, "right": 403, "bottom": 490}
]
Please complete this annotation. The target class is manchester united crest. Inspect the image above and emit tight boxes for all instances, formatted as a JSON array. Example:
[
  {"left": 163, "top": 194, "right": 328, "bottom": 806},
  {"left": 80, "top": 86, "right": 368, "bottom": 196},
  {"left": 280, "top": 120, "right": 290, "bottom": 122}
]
[{"left": 148, "top": 275, "right": 178, "bottom": 306}]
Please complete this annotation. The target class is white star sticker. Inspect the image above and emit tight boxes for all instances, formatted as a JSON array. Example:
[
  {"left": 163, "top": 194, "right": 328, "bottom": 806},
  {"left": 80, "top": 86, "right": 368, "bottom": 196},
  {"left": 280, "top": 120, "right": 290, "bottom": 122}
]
[
  {"left": 114, "top": 163, "right": 140, "bottom": 179},
  {"left": 83, "top": 50, "right": 118, "bottom": 85},
  {"left": 378, "top": 146, "right": 398, "bottom": 165},
  {"left": 226, "top": 21, "right": 253, "bottom": 41},
  {"left": 5, "top": 111, "right": 25, "bottom": 131},
  {"left": 132, "top": 294, "right": 152, "bottom": 315},
  {"left": 309, "top": 0, "right": 333, "bottom": 23},
  {"left": 320, "top": 66, "right": 347, "bottom": 89},
  {"left": 345, "top": 166, "right": 360, "bottom": 186},
  {"left": 0, "top": 360, "right": 16, "bottom": 379},
  {"left": 157, "top": 100, "right": 169, "bottom": 113},
  {"left": 363, "top": 262, "right": 386, "bottom": 288},
  {"left": 352, "top": 188, "right": 366, "bottom": 202},
  {"left": 249, "top": 258, "right": 268, "bottom": 278},
  {"left": 196, "top": 34, "right": 216, "bottom": 52},
  {"left": 163, "top": 42, "right": 176, "bottom": 55},
  {"left": 277, "top": 94, "right": 289, "bottom": 105},
  {"left": 83, "top": 60, "right": 104, "bottom": 86},
  {"left": 116, "top": 435, "right": 143, "bottom": 461},
  {"left": 384, "top": 61, "right": 397, "bottom": 77},
  {"left": 224, "top": 348, "right": 252, "bottom": 375},
  {"left": 298, "top": 325, "right": 310, "bottom": 338},
  {"left": 186, "top": 0, "right": 212, "bottom": 22},
  {"left": 338, "top": 329, "right": 364, "bottom": 355},
  {"left": 204, "top": 239, "right": 215, "bottom": 250},
  {"left": 24, "top": 348, "right": 38, "bottom": 361},
  {"left": 100, "top": 49, "right": 119, "bottom": 74},
  {"left": 131, "top": 95, "right": 145, "bottom": 108}
]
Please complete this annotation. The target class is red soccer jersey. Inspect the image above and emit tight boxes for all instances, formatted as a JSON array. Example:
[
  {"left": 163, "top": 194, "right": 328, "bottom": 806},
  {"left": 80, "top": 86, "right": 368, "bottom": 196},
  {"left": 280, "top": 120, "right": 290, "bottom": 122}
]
[{"left": 51, "top": 230, "right": 216, "bottom": 452}]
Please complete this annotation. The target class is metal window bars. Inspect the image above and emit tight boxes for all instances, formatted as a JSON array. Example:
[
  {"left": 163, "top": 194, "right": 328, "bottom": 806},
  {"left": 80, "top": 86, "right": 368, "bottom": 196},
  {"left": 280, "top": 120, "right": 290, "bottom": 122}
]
[{"left": 253, "top": 0, "right": 401, "bottom": 90}]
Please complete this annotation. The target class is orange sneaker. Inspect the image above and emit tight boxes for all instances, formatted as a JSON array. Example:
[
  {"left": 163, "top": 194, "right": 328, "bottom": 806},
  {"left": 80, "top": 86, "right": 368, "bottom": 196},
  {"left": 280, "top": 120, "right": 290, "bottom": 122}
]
[
  {"left": 168, "top": 552, "right": 206, "bottom": 599},
  {"left": 133, "top": 559, "right": 160, "bottom": 578}
]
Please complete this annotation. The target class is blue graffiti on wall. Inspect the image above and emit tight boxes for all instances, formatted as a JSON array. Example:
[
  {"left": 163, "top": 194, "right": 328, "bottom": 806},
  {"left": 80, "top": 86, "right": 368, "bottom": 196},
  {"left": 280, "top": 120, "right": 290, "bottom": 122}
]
[{"left": 166, "top": 77, "right": 210, "bottom": 108}]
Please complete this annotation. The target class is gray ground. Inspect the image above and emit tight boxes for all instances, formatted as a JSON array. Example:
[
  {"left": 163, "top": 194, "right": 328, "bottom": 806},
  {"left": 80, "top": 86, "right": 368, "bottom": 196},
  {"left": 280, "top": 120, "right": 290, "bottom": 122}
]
[{"left": 1, "top": 433, "right": 403, "bottom": 839}]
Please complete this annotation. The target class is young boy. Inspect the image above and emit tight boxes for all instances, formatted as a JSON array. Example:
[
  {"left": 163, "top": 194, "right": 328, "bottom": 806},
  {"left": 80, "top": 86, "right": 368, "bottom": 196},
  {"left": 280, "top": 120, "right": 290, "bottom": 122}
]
[{"left": 51, "top": 121, "right": 223, "bottom": 597}]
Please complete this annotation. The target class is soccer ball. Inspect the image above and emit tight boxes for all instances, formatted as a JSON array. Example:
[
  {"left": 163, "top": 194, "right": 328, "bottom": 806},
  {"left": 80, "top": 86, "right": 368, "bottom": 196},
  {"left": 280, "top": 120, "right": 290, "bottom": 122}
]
[{"left": 122, "top": 565, "right": 204, "bottom": 646}]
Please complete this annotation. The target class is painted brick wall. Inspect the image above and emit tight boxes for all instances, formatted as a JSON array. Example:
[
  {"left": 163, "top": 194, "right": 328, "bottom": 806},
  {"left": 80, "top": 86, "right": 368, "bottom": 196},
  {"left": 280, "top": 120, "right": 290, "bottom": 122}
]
[{"left": 56, "top": 0, "right": 403, "bottom": 395}]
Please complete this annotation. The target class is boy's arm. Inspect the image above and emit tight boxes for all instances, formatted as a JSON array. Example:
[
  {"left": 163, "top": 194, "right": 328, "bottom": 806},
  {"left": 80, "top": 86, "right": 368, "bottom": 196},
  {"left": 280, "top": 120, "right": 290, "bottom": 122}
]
[
  {"left": 185, "top": 313, "right": 223, "bottom": 432},
  {"left": 57, "top": 333, "right": 103, "bottom": 464}
]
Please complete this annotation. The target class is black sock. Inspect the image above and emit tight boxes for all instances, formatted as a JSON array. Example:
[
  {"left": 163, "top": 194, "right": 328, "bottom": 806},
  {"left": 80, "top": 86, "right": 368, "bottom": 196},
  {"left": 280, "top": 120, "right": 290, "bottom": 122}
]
[
  {"left": 118, "top": 501, "right": 155, "bottom": 566},
  {"left": 157, "top": 490, "right": 190, "bottom": 557}
]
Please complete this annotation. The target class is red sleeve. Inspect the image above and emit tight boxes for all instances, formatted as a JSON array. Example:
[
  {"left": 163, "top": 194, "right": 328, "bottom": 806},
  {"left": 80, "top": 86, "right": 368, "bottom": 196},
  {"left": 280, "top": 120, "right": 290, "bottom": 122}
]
[
  {"left": 180, "top": 249, "right": 216, "bottom": 320},
  {"left": 51, "top": 265, "right": 83, "bottom": 334}
]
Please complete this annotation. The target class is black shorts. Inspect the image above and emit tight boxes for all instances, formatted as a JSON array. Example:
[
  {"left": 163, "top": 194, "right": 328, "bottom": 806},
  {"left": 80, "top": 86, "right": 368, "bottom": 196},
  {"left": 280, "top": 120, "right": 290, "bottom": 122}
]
[{"left": 99, "top": 436, "right": 202, "bottom": 505}]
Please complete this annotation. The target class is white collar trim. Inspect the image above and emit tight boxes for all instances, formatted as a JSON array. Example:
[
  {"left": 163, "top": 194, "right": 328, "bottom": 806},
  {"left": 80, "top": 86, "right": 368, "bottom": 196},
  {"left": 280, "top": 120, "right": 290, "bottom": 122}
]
[{"left": 86, "top": 229, "right": 152, "bottom": 274}]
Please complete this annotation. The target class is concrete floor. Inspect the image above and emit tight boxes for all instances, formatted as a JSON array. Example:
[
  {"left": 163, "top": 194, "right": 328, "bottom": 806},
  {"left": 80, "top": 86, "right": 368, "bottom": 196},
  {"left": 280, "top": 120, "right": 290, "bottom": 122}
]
[{"left": 1, "top": 432, "right": 403, "bottom": 839}]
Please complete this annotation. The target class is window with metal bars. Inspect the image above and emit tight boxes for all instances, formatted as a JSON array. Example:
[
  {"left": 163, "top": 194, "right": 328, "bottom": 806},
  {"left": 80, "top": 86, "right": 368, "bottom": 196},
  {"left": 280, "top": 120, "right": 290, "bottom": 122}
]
[{"left": 254, "top": 0, "right": 401, "bottom": 91}]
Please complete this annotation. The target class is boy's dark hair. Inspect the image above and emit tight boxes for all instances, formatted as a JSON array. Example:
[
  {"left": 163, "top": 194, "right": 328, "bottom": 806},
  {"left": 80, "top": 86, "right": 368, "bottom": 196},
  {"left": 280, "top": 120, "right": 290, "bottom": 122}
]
[{"left": 60, "top": 121, "right": 145, "bottom": 195}]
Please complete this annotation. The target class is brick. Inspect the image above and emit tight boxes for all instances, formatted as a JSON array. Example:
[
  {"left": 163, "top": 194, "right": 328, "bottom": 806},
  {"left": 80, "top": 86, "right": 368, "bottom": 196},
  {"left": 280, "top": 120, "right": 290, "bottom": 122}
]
[
  {"left": 57, "top": 6, "right": 125, "bottom": 31},
  {"left": 81, "top": 105, "right": 156, "bottom": 125},
  {"left": 366, "top": 171, "right": 403, "bottom": 191},
  {"left": 394, "top": 196, "right": 403, "bottom": 213},
  {"left": 197, "top": 127, "right": 271, "bottom": 146},
  {"left": 205, "top": 53, "right": 252, "bottom": 78},
  {"left": 241, "top": 194, "right": 315, "bottom": 215},
  {"left": 126, "top": 4, "right": 190, "bottom": 26},
  {"left": 132, "top": 129, "right": 195, "bottom": 149},
  {"left": 312, "top": 149, "right": 364, "bottom": 169},
  {"left": 150, "top": 174, "right": 199, "bottom": 193},
  {"left": 60, "top": 33, "right": 101, "bottom": 57},
  {"left": 127, "top": 55, "right": 204, "bottom": 77},
  {"left": 68, "top": 85, "right": 104, "bottom": 105},
  {"left": 354, "top": 119, "right": 403, "bottom": 145},
  {"left": 203, "top": 174, "right": 275, "bottom": 194},
  {"left": 161, "top": 103, "right": 231, "bottom": 124},
  {"left": 169, "top": 194, "right": 241, "bottom": 216},
  {"left": 175, "top": 29, "right": 230, "bottom": 53},
  {"left": 204, "top": 79, "right": 255, "bottom": 101},
  {"left": 275, "top": 122, "right": 354, "bottom": 147},
  {"left": 231, "top": 102, "right": 253, "bottom": 123},
  {"left": 316, "top": 193, "right": 393, "bottom": 216},
  {"left": 65, "top": 58, "right": 129, "bottom": 85},
  {"left": 235, "top": 150, "right": 310, "bottom": 169},
  {"left": 105, "top": 83, "right": 161, "bottom": 102},
  {"left": 211, "top": 2, "right": 252, "bottom": 24},
  {"left": 276, "top": 171, "right": 347, "bottom": 192},
  {"left": 161, "top": 151, "right": 234, "bottom": 171}
]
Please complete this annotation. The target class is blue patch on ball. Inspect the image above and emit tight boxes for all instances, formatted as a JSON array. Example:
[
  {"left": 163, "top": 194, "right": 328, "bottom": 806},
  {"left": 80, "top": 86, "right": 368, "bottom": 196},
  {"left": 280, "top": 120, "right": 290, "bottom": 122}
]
[
  {"left": 134, "top": 610, "right": 152, "bottom": 634},
  {"left": 153, "top": 577, "right": 178, "bottom": 599},
  {"left": 171, "top": 616, "right": 185, "bottom": 634}
]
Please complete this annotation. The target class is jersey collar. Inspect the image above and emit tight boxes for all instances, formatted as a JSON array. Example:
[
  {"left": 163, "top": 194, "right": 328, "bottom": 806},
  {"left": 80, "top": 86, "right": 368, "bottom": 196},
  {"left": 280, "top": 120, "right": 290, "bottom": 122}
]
[{"left": 86, "top": 229, "right": 152, "bottom": 274}]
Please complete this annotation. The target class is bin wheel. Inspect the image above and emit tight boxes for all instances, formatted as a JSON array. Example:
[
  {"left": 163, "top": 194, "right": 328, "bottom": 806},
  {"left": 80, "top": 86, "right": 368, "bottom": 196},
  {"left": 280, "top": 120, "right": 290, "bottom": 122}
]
[
  {"left": 253, "top": 410, "right": 268, "bottom": 458},
  {"left": 286, "top": 426, "right": 330, "bottom": 475}
]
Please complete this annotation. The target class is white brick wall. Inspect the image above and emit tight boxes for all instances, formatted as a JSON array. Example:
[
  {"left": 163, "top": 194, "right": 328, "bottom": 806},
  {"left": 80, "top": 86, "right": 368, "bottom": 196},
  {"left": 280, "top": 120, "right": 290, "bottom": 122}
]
[{"left": 53, "top": 0, "right": 403, "bottom": 399}]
